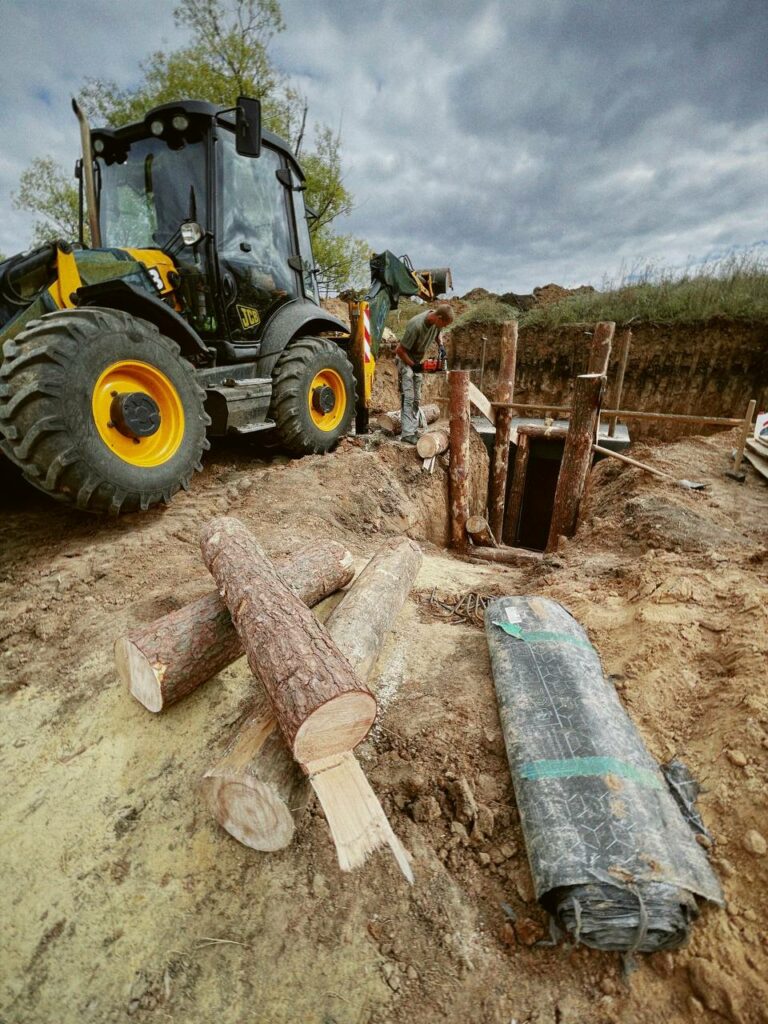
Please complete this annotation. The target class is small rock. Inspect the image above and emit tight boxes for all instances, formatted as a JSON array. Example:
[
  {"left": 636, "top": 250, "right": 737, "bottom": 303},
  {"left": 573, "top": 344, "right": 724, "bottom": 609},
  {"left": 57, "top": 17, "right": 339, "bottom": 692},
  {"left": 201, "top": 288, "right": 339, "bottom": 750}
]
[
  {"left": 516, "top": 917, "right": 545, "bottom": 946},
  {"left": 500, "top": 843, "right": 515, "bottom": 860},
  {"left": 695, "top": 833, "right": 712, "bottom": 850},
  {"left": 727, "top": 749, "right": 748, "bottom": 767},
  {"left": 489, "top": 847, "right": 506, "bottom": 865},
  {"left": 406, "top": 965, "right": 419, "bottom": 981},
  {"left": 743, "top": 829, "right": 767, "bottom": 856},
  {"left": 499, "top": 922, "right": 516, "bottom": 947},
  {"left": 600, "top": 976, "right": 617, "bottom": 995},
  {"left": 311, "top": 872, "right": 329, "bottom": 898},
  {"left": 472, "top": 803, "right": 495, "bottom": 841},
  {"left": 237, "top": 476, "right": 253, "bottom": 493},
  {"left": 687, "top": 995, "right": 705, "bottom": 1016},
  {"left": 446, "top": 776, "right": 478, "bottom": 824},
  {"left": 478, "top": 852, "right": 491, "bottom": 866},
  {"left": 411, "top": 795, "right": 441, "bottom": 823},
  {"left": 450, "top": 821, "right": 469, "bottom": 843}
]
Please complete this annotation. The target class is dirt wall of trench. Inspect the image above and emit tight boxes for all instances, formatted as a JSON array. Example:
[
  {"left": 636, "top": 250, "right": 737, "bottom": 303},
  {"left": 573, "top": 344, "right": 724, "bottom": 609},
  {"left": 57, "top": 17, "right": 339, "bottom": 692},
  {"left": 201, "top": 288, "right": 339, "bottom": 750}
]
[{"left": 446, "top": 319, "right": 768, "bottom": 440}]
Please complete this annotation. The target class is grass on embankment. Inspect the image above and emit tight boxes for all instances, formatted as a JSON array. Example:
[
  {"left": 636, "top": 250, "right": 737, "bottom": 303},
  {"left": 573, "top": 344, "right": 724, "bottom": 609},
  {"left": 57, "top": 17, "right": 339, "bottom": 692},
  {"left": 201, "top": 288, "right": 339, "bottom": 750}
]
[{"left": 519, "top": 254, "right": 768, "bottom": 328}]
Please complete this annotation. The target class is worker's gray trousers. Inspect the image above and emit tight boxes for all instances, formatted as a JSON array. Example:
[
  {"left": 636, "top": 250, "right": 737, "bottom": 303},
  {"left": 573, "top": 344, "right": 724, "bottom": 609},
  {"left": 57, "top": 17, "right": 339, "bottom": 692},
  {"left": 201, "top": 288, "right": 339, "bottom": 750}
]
[{"left": 396, "top": 358, "right": 423, "bottom": 438}]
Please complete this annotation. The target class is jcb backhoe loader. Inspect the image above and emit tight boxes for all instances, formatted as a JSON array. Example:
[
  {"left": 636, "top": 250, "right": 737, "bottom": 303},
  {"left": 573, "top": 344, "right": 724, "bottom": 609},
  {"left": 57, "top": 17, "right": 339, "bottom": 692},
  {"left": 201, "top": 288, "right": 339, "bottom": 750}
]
[{"left": 0, "top": 97, "right": 450, "bottom": 514}]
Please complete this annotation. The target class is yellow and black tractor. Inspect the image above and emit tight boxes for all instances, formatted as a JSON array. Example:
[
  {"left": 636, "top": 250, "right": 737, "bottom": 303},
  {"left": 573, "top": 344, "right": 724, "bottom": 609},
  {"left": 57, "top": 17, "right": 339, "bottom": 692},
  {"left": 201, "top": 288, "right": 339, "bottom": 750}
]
[{"left": 0, "top": 97, "right": 450, "bottom": 514}]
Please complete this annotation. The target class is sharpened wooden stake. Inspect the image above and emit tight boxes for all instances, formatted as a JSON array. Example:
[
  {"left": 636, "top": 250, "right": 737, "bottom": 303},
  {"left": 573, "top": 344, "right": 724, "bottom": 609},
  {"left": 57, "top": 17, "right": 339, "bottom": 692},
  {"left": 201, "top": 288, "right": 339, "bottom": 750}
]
[
  {"left": 199, "top": 520, "right": 415, "bottom": 880},
  {"left": 115, "top": 542, "right": 355, "bottom": 712}
]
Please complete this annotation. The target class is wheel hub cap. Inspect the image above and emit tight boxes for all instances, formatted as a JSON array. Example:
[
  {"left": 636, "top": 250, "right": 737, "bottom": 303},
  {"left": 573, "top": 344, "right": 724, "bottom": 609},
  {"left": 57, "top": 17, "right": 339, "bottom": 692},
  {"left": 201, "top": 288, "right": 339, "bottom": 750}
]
[
  {"left": 312, "top": 384, "right": 336, "bottom": 415},
  {"left": 110, "top": 391, "right": 161, "bottom": 438}
]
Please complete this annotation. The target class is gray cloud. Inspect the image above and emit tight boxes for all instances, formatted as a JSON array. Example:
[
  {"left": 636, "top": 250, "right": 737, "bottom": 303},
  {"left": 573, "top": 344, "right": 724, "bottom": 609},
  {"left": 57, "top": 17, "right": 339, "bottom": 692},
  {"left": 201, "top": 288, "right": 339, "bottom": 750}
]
[{"left": 1, "top": 0, "right": 766, "bottom": 292}]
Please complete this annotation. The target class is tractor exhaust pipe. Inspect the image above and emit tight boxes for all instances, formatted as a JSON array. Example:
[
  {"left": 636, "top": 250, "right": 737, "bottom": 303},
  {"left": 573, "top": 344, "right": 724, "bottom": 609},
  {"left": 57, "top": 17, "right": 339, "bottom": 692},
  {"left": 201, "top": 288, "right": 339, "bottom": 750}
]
[{"left": 72, "top": 98, "right": 102, "bottom": 248}]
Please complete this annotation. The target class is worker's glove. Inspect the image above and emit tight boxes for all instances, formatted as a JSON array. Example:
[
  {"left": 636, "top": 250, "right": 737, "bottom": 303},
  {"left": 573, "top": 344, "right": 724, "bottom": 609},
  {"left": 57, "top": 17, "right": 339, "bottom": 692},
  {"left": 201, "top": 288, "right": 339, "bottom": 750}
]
[{"left": 411, "top": 361, "right": 424, "bottom": 374}]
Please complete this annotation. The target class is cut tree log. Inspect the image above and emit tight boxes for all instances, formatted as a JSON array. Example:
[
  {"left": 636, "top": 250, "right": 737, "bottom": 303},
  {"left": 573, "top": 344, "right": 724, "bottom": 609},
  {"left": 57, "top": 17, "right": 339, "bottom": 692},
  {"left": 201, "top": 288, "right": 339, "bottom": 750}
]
[
  {"left": 376, "top": 403, "right": 440, "bottom": 434},
  {"left": 416, "top": 428, "right": 449, "bottom": 459},
  {"left": 115, "top": 541, "right": 355, "bottom": 713},
  {"left": 546, "top": 374, "right": 604, "bottom": 552},
  {"left": 488, "top": 321, "right": 518, "bottom": 540},
  {"left": 200, "top": 518, "right": 375, "bottom": 763},
  {"left": 466, "top": 515, "right": 498, "bottom": 547},
  {"left": 200, "top": 519, "right": 414, "bottom": 878},
  {"left": 201, "top": 537, "right": 422, "bottom": 853},
  {"left": 466, "top": 545, "right": 543, "bottom": 565},
  {"left": 502, "top": 432, "right": 530, "bottom": 546},
  {"left": 449, "top": 370, "right": 471, "bottom": 549}
]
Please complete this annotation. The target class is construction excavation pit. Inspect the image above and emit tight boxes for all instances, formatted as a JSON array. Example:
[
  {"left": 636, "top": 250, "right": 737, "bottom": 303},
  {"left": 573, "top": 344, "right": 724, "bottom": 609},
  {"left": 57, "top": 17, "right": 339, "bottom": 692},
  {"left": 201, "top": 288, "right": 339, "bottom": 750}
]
[{"left": 2, "top": 308, "right": 767, "bottom": 1024}]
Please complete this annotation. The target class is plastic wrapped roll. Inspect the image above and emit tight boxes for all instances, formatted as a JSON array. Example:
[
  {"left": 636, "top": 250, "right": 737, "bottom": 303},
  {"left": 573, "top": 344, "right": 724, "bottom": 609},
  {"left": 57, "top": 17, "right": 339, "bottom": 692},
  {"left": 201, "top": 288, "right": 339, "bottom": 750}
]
[{"left": 485, "top": 596, "right": 723, "bottom": 952}]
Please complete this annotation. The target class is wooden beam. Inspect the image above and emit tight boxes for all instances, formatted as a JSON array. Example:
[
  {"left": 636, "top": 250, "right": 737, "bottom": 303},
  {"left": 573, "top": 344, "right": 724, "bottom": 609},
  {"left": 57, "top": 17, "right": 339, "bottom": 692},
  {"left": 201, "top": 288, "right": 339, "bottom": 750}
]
[
  {"left": 546, "top": 374, "right": 604, "bottom": 552},
  {"left": 731, "top": 399, "right": 757, "bottom": 478},
  {"left": 376, "top": 403, "right": 440, "bottom": 435},
  {"left": 468, "top": 381, "right": 496, "bottom": 425},
  {"left": 465, "top": 545, "right": 543, "bottom": 565},
  {"left": 510, "top": 403, "right": 745, "bottom": 428}
]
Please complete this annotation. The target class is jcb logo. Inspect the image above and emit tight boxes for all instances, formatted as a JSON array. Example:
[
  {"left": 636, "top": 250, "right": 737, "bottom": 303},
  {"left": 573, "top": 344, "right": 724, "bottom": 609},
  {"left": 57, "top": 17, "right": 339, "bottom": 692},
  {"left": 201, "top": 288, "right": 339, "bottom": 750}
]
[{"left": 237, "top": 305, "right": 261, "bottom": 330}]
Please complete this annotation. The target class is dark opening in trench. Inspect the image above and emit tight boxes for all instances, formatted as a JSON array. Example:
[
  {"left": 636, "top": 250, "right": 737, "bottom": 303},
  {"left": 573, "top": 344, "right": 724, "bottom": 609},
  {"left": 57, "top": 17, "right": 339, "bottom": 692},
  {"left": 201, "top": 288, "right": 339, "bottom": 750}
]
[{"left": 505, "top": 437, "right": 564, "bottom": 551}]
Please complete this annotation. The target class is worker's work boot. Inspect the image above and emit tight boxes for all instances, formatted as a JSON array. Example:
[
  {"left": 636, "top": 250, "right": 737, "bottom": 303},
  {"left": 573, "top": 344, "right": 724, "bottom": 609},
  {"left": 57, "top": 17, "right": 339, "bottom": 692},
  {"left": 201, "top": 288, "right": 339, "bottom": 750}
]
[{"left": 400, "top": 434, "right": 418, "bottom": 445}]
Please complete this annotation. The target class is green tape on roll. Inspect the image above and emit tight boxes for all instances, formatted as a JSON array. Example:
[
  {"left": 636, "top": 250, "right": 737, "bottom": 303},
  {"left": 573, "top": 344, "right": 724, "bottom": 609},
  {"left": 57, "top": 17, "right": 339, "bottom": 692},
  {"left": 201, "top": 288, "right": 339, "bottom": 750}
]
[
  {"left": 493, "top": 621, "right": 593, "bottom": 650},
  {"left": 519, "top": 756, "right": 663, "bottom": 790}
]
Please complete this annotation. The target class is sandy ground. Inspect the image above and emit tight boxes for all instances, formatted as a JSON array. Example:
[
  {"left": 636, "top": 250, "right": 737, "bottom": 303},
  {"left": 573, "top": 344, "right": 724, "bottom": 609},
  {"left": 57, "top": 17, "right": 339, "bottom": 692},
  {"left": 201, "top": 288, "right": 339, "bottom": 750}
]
[{"left": 1, "top": 421, "right": 767, "bottom": 1024}]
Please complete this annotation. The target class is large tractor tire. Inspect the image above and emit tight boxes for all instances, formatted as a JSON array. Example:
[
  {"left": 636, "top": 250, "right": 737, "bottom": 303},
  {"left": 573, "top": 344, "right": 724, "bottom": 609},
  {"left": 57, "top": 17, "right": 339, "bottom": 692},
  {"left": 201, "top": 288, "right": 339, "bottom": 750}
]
[
  {"left": 0, "top": 307, "right": 210, "bottom": 514},
  {"left": 270, "top": 336, "right": 356, "bottom": 455}
]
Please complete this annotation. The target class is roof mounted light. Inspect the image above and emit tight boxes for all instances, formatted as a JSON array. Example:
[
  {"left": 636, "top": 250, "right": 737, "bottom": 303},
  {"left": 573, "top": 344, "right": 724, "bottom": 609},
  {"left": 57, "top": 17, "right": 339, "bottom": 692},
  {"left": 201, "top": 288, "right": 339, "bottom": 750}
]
[
  {"left": 172, "top": 114, "right": 189, "bottom": 132},
  {"left": 93, "top": 138, "right": 105, "bottom": 154},
  {"left": 150, "top": 119, "right": 164, "bottom": 137}
]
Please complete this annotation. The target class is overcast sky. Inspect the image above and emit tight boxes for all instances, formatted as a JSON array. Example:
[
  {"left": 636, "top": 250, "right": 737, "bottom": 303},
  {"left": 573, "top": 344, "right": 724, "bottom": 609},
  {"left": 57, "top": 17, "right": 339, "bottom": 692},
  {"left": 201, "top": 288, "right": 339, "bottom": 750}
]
[{"left": 1, "top": 0, "right": 766, "bottom": 293}]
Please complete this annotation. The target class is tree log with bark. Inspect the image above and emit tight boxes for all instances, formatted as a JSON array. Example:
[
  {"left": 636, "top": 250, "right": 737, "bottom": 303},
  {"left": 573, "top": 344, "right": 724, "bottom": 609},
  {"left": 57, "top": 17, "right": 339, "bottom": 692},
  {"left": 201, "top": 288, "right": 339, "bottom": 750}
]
[
  {"left": 115, "top": 542, "right": 355, "bottom": 712},
  {"left": 200, "top": 519, "right": 415, "bottom": 878}
]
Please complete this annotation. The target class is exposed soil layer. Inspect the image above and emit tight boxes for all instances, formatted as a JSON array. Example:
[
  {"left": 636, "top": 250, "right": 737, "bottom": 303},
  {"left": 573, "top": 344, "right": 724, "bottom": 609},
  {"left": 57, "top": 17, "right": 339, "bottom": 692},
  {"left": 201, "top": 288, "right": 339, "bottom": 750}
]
[
  {"left": 1, "top": 427, "right": 767, "bottom": 1024},
  {"left": 446, "top": 319, "right": 768, "bottom": 440}
]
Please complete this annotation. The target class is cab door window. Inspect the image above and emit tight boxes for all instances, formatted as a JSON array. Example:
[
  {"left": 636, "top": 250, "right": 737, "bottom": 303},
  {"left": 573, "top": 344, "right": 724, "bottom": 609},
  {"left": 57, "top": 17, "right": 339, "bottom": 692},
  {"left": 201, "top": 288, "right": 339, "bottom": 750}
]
[{"left": 217, "top": 130, "right": 296, "bottom": 338}]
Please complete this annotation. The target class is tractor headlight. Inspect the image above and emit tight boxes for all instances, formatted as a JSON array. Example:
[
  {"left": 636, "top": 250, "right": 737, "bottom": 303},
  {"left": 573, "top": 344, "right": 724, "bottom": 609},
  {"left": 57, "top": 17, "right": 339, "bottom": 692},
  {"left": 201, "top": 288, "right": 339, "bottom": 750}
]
[
  {"left": 180, "top": 221, "right": 203, "bottom": 247},
  {"left": 150, "top": 119, "right": 164, "bottom": 137},
  {"left": 172, "top": 115, "right": 190, "bottom": 132},
  {"left": 93, "top": 138, "right": 105, "bottom": 154}
]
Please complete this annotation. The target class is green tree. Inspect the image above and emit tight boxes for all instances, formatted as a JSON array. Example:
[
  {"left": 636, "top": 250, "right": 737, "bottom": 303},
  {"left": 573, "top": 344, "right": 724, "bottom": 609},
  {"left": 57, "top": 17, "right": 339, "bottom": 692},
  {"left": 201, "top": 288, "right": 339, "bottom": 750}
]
[
  {"left": 12, "top": 157, "right": 83, "bottom": 245},
  {"left": 13, "top": 0, "right": 367, "bottom": 289}
]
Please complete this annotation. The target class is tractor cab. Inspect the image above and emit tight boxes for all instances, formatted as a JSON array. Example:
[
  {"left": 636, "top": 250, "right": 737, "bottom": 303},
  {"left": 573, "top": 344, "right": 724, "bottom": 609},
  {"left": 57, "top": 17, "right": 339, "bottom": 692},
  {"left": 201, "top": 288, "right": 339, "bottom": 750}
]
[{"left": 91, "top": 99, "right": 320, "bottom": 360}]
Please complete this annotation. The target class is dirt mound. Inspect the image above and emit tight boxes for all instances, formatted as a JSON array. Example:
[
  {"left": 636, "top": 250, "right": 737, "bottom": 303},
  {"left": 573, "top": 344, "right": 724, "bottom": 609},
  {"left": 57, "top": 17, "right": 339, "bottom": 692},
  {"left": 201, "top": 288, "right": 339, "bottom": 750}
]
[
  {"left": 533, "top": 282, "right": 596, "bottom": 306},
  {"left": 2, "top": 427, "right": 768, "bottom": 1024}
]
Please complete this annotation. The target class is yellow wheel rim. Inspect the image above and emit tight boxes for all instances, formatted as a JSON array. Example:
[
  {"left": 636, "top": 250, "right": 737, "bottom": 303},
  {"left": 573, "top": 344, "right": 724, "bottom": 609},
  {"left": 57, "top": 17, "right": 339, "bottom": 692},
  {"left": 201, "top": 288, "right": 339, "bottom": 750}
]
[
  {"left": 308, "top": 368, "right": 346, "bottom": 431},
  {"left": 92, "top": 360, "right": 185, "bottom": 467}
]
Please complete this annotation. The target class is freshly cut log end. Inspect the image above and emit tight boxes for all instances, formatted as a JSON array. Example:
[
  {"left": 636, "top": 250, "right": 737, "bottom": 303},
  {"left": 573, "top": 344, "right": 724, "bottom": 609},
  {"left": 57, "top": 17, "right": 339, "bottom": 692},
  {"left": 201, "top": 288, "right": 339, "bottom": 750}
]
[
  {"left": 201, "top": 700, "right": 311, "bottom": 851},
  {"left": 308, "top": 751, "right": 414, "bottom": 883},
  {"left": 293, "top": 691, "right": 378, "bottom": 763},
  {"left": 416, "top": 428, "right": 449, "bottom": 459},
  {"left": 466, "top": 515, "right": 498, "bottom": 548},
  {"left": 202, "top": 773, "right": 296, "bottom": 852},
  {"left": 115, "top": 637, "right": 165, "bottom": 713}
]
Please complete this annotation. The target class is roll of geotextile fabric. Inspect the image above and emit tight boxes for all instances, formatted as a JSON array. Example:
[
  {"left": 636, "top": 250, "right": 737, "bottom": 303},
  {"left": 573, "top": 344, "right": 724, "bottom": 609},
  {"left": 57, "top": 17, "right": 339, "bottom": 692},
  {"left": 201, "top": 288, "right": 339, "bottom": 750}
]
[{"left": 484, "top": 596, "right": 724, "bottom": 953}]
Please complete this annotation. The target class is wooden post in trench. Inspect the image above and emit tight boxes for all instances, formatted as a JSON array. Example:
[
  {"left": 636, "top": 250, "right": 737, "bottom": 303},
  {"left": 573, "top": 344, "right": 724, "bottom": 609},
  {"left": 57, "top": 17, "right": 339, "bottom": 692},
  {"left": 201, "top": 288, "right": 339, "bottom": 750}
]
[
  {"left": 607, "top": 328, "right": 632, "bottom": 438},
  {"left": 449, "top": 370, "right": 471, "bottom": 548},
  {"left": 546, "top": 373, "right": 605, "bottom": 552},
  {"left": 488, "top": 321, "right": 518, "bottom": 541}
]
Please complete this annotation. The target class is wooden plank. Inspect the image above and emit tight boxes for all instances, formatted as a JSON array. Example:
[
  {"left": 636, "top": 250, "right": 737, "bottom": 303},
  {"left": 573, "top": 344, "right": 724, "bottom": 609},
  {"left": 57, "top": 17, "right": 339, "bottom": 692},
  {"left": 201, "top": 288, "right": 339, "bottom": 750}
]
[{"left": 468, "top": 381, "right": 496, "bottom": 425}]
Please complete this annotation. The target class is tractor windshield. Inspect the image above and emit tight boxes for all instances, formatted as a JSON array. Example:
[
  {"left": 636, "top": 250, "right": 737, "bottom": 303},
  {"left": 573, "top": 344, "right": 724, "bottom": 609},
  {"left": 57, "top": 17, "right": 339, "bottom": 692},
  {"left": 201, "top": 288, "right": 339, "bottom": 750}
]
[{"left": 96, "top": 136, "right": 207, "bottom": 250}]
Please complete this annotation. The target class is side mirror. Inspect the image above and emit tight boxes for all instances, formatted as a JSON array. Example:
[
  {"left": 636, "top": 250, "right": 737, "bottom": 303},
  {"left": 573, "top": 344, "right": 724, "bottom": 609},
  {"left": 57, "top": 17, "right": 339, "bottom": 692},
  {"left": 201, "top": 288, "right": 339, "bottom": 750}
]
[{"left": 236, "top": 96, "right": 261, "bottom": 158}]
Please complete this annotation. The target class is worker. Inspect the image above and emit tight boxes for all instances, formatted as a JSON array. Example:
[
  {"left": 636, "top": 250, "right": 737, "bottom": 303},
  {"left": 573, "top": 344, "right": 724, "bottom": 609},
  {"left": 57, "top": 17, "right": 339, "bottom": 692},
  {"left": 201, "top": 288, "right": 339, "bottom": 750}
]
[{"left": 394, "top": 303, "right": 454, "bottom": 443}]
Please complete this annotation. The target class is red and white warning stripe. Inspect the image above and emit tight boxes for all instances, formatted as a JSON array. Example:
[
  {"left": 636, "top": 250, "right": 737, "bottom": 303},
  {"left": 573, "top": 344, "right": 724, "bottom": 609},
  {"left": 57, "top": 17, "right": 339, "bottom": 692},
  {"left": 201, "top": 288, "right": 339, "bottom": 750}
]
[{"left": 363, "top": 306, "right": 372, "bottom": 363}]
